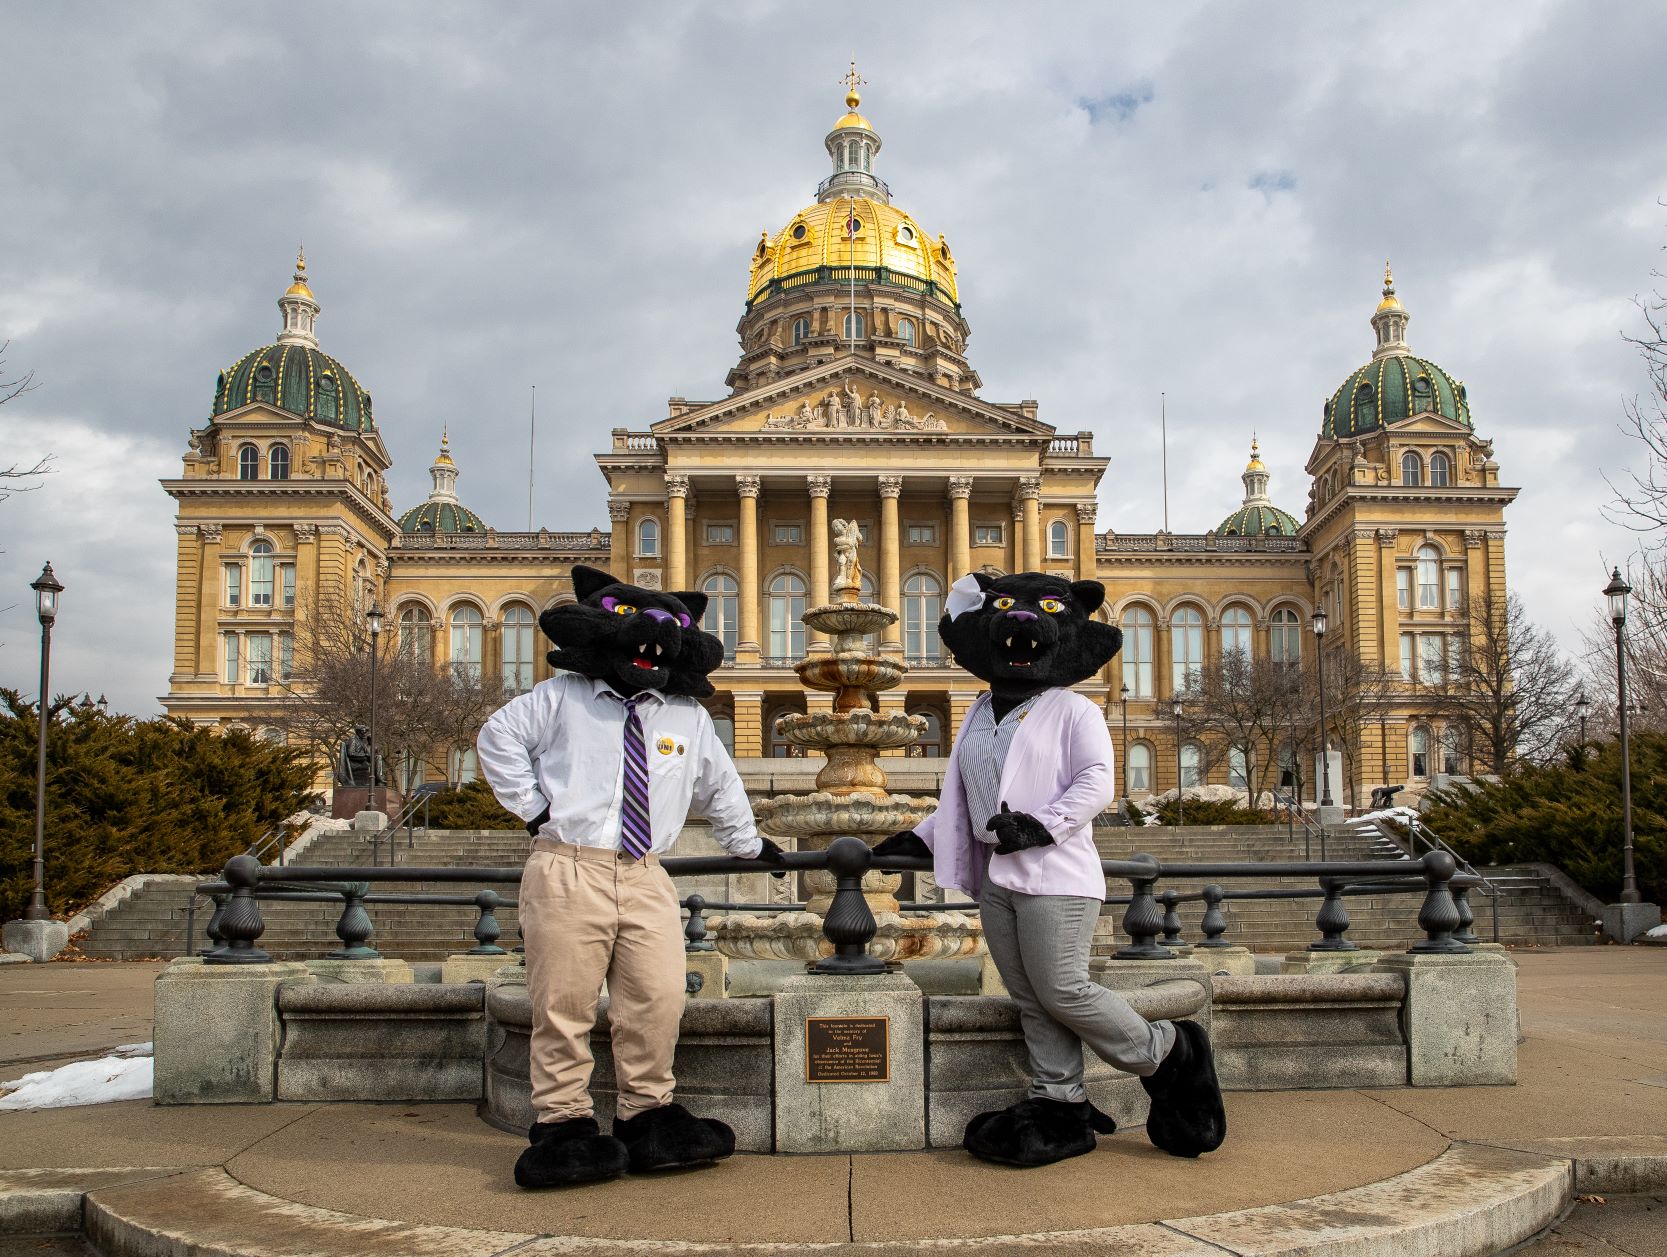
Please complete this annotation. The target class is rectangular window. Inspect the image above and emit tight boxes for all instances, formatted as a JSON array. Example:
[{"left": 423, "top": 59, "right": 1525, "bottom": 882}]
[
  {"left": 705, "top": 523, "right": 735, "bottom": 544},
  {"left": 772, "top": 523, "right": 803, "bottom": 545},
  {"left": 906, "top": 523, "right": 937, "bottom": 545},
  {"left": 223, "top": 634, "right": 239, "bottom": 684},
  {"left": 1397, "top": 568, "right": 1411, "bottom": 611},
  {"left": 1420, "top": 634, "right": 1444, "bottom": 684},
  {"left": 247, "top": 634, "right": 272, "bottom": 685},
  {"left": 1446, "top": 567, "right": 1463, "bottom": 611},
  {"left": 223, "top": 564, "right": 241, "bottom": 608},
  {"left": 278, "top": 632, "right": 294, "bottom": 680},
  {"left": 857, "top": 523, "right": 872, "bottom": 545},
  {"left": 1400, "top": 633, "right": 1415, "bottom": 681},
  {"left": 280, "top": 564, "right": 295, "bottom": 608},
  {"left": 250, "top": 555, "right": 274, "bottom": 608},
  {"left": 974, "top": 524, "right": 1003, "bottom": 546},
  {"left": 1128, "top": 752, "right": 1150, "bottom": 792}
]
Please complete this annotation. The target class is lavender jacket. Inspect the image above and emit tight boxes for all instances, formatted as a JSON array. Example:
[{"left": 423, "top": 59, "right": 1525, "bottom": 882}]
[{"left": 914, "top": 687, "right": 1117, "bottom": 901}]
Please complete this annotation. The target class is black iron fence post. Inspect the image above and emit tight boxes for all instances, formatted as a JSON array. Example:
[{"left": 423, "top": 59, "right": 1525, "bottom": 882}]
[
  {"left": 204, "top": 892, "right": 228, "bottom": 956},
  {"left": 683, "top": 894, "right": 714, "bottom": 953},
  {"left": 1309, "top": 877, "right": 1356, "bottom": 952},
  {"left": 327, "top": 883, "right": 380, "bottom": 960},
  {"left": 1159, "top": 890, "right": 1185, "bottom": 949},
  {"left": 1409, "top": 851, "right": 1469, "bottom": 954},
  {"left": 204, "top": 855, "right": 270, "bottom": 965},
  {"left": 1451, "top": 883, "right": 1479, "bottom": 946},
  {"left": 1114, "top": 856, "right": 1172, "bottom": 960},
  {"left": 811, "top": 836, "right": 886, "bottom": 975},
  {"left": 1197, "top": 884, "right": 1231, "bottom": 949},
  {"left": 468, "top": 890, "right": 507, "bottom": 955}
]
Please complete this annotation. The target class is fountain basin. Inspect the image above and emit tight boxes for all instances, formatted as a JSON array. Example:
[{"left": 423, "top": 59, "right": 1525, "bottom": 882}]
[
  {"left": 753, "top": 790, "right": 935, "bottom": 839},
  {"left": 802, "top": 602, "right": 896, "bottom": 636},
  {"left": 710, "top": 909, "right": 983, "bottom": 966},
  {"left": 795, "top": 654, "right": 908, "bottom": 692},
  {"left": 775, "top": 710, "right": 924, "bottom": 749}
]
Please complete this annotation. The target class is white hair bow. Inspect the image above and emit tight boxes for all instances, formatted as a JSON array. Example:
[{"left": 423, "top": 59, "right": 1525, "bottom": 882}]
[{"left": 945, "top": 572, "right": 986, "bottom": 620}]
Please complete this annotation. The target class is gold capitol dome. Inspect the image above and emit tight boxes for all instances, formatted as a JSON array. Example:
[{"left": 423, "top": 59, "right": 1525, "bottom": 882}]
[{"left": 746, "top": 66, "right": 959, "bottom": 307}]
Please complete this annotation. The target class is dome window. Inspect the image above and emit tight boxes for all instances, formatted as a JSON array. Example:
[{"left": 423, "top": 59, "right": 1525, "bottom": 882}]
[
  {"left": 896, "top": 223, "right": 916, "bottom": 245},
  {"left": 318, "top": 371, "right": 338, "bottom": 421},
  {"left": 268, "top": 444, "right": 290, "bottom": 481},
  {"left": 847, "top": 216, "right": 864, "bottom": 234},
  {"left": 253, "top": 362, "right": 276, "bottom": 404},
  {"left": 215, "top": 371, "right": 227, "bottom": 403},
  {"left": 898, "top": 317, "right": 916, "bottom": 347},
  {"left": 1413, "top": 375, "right": 1432, "bottom": 395},
  {"left": 792, "top": 317, "right": 810, "bottom": 345},
  {"left": 237, "top": 444, "right": 260, "bottom": 481},
  {"left": 791, "top": 223, "right": 808, "bottom": 242}
]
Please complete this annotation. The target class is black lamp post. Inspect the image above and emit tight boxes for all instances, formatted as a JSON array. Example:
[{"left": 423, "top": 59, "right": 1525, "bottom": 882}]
[
  {"left": 1119, "top": 683, "right": 1131, "bottom": 804},
  {"left": 1575, "top": 691, "right": 1590, "bottom": 748},
  {"left": 1605, "top": 568, "right": 1639, "bottom": 904},
  {"left": 25, "top": 563, "right": 63, "bottom": 921},
  {"left": 366, "top": 603, "right": 384, "bottom": 812},
  {"left": 1171, "top": 696, "right": 1184, "bottom": 826},
  {"left": 1312, "top": 605, "right": 1333, "bottom": 812}
]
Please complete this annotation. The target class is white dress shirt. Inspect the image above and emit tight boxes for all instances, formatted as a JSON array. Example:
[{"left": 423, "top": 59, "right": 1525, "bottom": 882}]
[{"left": 475, "top": 672, "right": 762, "bottom": 858}]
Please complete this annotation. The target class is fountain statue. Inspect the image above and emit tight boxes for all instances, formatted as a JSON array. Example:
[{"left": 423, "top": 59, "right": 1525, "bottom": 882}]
[{"left": 712, "top": 521, "right": 983, "bottom": 966}]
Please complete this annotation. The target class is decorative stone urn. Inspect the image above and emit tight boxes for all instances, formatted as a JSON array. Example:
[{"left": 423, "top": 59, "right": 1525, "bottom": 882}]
[{"left": 713, "top": 522, "right": 982, "bottom": 966}]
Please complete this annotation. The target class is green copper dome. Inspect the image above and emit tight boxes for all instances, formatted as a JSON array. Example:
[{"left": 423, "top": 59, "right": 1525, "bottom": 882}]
[
  {"left": 398, "top": 501, "right": 485, "bottom": 534},
  {"left": 1217, "top": 502, "right": 1300, "bottom": 537},
  {"left": 213, "top": 343, "right": 374, "bottom": 432},
  {"left": 1323, "top": 353, "right": 1470, "bottom": 440}
]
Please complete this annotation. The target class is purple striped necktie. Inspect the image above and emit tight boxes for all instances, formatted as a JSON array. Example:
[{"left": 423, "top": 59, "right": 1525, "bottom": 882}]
[{"left": 618, "top": 695, "right": 653, "bottom": 860}]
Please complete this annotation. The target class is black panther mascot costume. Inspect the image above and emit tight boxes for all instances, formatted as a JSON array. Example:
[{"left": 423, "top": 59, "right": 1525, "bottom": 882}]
[
  {"left": 874, "top": 571, "right": 1226, "bottom": 1167},
  {"left": 477, "top": 565, "right": 784, "bottom": 1188}
]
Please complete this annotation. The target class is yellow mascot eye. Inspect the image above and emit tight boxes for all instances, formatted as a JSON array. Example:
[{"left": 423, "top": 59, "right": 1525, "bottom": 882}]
[
  {"left": 1039, "top": 598, "right": 1064, "bottom": 614},
  {"left": 992, "top": 596, "right": 1016, "bottom": 610},
  {"left": 613, "top": 603, "right": 637, "bottom": 616}
]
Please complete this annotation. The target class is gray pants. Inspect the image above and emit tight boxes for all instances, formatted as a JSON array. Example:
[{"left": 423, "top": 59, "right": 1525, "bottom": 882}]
[{"left": 980, "top": 880, "right": 1176, "bottom": 1104}]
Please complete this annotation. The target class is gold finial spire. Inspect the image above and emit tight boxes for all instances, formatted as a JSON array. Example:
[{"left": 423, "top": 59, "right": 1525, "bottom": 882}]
[
  {"left": 1376, "top": 259, "right": 1403, "bottom": 313},
  {"left": 1246, "top": 434, "right": 1265, "bottom": 473},
  {"left": 296, "top": 244, "right": 307, "bottom": 276},
  {"left": 841, "top": 61, "right": 866, "bottom": 111},
  {"left": 434, "top": 425, "right": 454, "bottom": 466},
  {"left": 285, "top": 245, "right": 314, "bottom": 299}
]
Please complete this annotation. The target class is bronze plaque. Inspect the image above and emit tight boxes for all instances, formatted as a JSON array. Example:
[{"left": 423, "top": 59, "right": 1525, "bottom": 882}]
[{"left": 805, "top": 1015, "right": 890, "bottom": 1083}]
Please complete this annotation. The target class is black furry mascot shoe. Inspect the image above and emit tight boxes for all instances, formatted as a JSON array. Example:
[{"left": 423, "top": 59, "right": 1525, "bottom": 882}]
[
  {"left": 962, "top": 1097, "right": 1117, "bottom": 1168},
  {"left": 514, "top": 1117, "right": 629, "bottom": 1189},
  {"left": 614, "top": 1102, "right": 735, "bottom": 1173},
  {"left": 1141, "top": 1020, "right": 1226, "bottom": 1157}
]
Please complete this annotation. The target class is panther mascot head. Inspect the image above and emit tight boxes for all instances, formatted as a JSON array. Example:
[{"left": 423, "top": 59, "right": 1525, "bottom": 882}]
[
  {"left": 938, "top": 571, "right": 1122, "bottom": 698},
  {"left": 538, "top": 564, "right": 725, "bottom": 698}
]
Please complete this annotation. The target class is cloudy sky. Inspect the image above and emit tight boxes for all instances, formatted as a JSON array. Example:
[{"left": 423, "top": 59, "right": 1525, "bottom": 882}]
[{"left": 2, "top": 1, "right": 1664, "bottom": 715}]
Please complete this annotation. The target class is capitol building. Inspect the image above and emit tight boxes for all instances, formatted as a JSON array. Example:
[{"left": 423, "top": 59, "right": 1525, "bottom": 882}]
[{"left": 160, "top": 82, "right": 1516, "bottom": 805}]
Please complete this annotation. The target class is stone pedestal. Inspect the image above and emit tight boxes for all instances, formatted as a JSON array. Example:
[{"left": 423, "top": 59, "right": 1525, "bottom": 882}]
[
  {"left": 1604, "top": 901, "right": 1661, "bottom": 944},
  {"left": 773, "top": 974, "right": 925, "bottom": 1153},
  {"left": 684, "top": 951, "right": 728, "bottom": 999},
  {"left": 1196, "top": 945, "right": 1256, "bottom": 977},
  {"left": 153, "top": 957, "right": 312, "bottom": 1103},
  {"left": 439, "top": 954, "right": 517, "bottom": 985},
  {"left": 1377, "top": 950, "right": 1517, "bottom": 1086},
  {"left": 305, "top": 958, "right": 414, "bottom": 984},
  {"left": 351, "top": 808, "right": 389, "bottom": 832},
  {"left": 1281, "top": 949, "right": 1384, "bottom": 975},
  {"left": 2, "top": 919, "right": 68, "bottom": 963},
  {"left": 330, "top": 788, "right": 398, "bottom": 820}
]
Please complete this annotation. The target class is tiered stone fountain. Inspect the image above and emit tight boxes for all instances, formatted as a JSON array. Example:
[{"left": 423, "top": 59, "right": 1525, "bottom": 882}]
[{"left": 712, "top": 521, "right": 983, "bottom": 966}]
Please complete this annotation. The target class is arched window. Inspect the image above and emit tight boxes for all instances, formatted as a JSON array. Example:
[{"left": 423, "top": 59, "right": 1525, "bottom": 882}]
[
  {"left": 792, "top": 317, "right": 810, "bottom": 346},
  {"left": 268, "top": 444, "right": 290, "bottom": 480},
  {"left": 1416, "top": 545, "right": 1441, "bottom": 609},
  {"left": 1047, "top": 520, "right": 1069, "bottom": 559},
  {"left": 249, "top": 541, "right": 274, "bottom": 607},
  {"left": 1409, "top": 725, "right": 1430, "bottom": 778},
  {"left": 1127, "top": 742, "right": 1153, "bottom": 793},
  {"left": 1229, "top": 744, "right": 1251, "bottom": 791},
  {"left": 1120, "top": 606, "right": 1154, "bottom": 697},
  {"left": 701, "top": 573, "right": 739, "bottom": 659},
  {"left": 903, "top": 571, "right": 943, "bottom": 662},
  {"left": 767, "top": 705, "right": 798, "bottom": 758},
  {"left": 1171, "top": 606, "right": 1204, "bottom": 693},
  {"left": 238, "top": 444, "right": 260, "bottom": 480},
  {"left": 843, "top": 310, "right": 865, "bottom": 341},
  {"left": 711, "top": 714, "right": 735, "bottom": 757},
  {"left": 1402, "top": 452, "right": 1424, "bottom": 486},
  {"left": 1440, "top": 725, "right": 1464, "bottom": 776},
  {"left": 1220, "top": 605, "right": 1253, "bottom": 660},
  {"left": 767, "top": 572, "right": 807, "bottom": 660},
  {"left": 1269, "top": 607, "right": 1302, "bottom": 666},
  {"left": 898, "top": 317, "right": 916, "bottom": 347},
  {"left": 909, "top": 708, "right": 944, "bottom": 757},
  {"left": 317, "top": 373, "right": 338, "bottom": 422},
  {"left": 637, "top": 517, "right": 659, "bottom": 557},
  {"left": 450, "top": 605, "right": 483, "bottom": 682},
  {"left": 502, "top": 604, "right": 535, "bottom": 694},
  {"left": 1428, "top": 452, "right": 1451, "bottom": 487},
  {"left": 398, "top": 606, "right": 432, "bottom": 662},
  {"left": 1354, "top": 384, "right": 1374, "bottom": 429},
  {"left": 1180, "top": 742, "right": 1203, "bottom": 789}
]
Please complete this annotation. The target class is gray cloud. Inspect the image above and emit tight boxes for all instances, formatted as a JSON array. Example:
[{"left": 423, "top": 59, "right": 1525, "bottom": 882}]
[{"left": 2, "top": 0, "right": 1664, "bottom": 714}]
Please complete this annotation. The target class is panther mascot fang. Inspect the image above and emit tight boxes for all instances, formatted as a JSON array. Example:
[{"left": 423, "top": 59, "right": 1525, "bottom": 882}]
[
  {"left": 873, "top": 570, "right": 1226, "bottom": 1167},
  {"left": 477, "top": 564, "right": 785, "bottom": 1188}
]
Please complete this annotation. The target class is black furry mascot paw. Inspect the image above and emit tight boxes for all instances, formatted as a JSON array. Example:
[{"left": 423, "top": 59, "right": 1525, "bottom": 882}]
[
  {"left": 984, "top": 803, "right": 1055, "bottom": 855},
  {"left": 1141, "top": 1020, "right": 1226, "bottom": 1157},
  {"left": 514, "top": 1117, "right": 629, "bottom": 1189},
  {"left": 872, "top": 829, "right": 931, "bottom": 860},
  {"left": 614, "top": 1102, "right": 735, "bottom": 1173},
  {"left": 961, "top": 1097, "right": 1117, "bottom": 1168}
]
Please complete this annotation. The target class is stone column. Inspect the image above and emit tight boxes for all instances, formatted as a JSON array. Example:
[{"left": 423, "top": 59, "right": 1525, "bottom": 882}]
[
  {"left": 948, "top": 477, "right": 973, "bottom": 579},
  {"left": 664, "top": 475, "right": 689, "bottom": 592},
  {"left": 1075, "top": 501, "right": 1098, "bottom": 582},
  {"left": 607, "top": 498, "right": 631, "bottom": 576},
  {"left": 808, "top": 475, "right": 832, "bottom": 648},
  {"left": 732, "top": 689, "right": 764, "bottom": 758},
  {"left": 878, "top": 475, "right": 903, "bottom": 655},
  {"left": 1010, "top": 498, "right": 1025, "bottom": 574},
  {"left": 1020, "top": 477, "right": 1043, "bottom": 571},
  {"left": 737, "top": 476, "right": 762, "bottom": 663},
  {"left": 200, "top": 523, "right": 225, "bottom": 678}
]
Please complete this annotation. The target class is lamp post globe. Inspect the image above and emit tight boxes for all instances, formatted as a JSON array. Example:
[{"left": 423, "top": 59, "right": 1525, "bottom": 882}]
[
  {"left": 25, "top": 562, "right": 65, "bottom": 921},
  {"left": 1604, "top": 569, "right": 1639, "bottom": 903},
  {"left": 1311, "top": 605, "right": 1333, "bottom": 811},
  {"left": 367, "top": 604, "right": 384, "bottom": 812}
]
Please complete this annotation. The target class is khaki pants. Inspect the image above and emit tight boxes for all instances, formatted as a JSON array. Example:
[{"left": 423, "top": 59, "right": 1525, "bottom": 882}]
[{"left": 521, "top": 840, "right": 686, "bottom": 1123}]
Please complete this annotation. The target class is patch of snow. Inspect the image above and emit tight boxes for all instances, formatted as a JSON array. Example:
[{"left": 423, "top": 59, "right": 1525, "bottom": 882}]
[
  {"left": 0, "top": 1042, "right": 153, "bottom": 1109},
  {"left": 1648, "top": 924, "right": 1667, "bottom": 938}
]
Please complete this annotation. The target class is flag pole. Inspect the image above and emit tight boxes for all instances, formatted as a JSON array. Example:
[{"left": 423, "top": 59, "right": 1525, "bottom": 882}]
[
  {"left": 1161, "top": 391, "right": 1169, "bottom": 533},
  {"left": 527, "top": 385, "right": 536, "bottom": 531}
]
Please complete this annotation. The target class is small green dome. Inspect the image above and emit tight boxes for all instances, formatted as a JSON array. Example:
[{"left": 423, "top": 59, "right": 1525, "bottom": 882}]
[
  {"left": 398, "top": 501, "right": 485, "bottom": 534},
  {"left": 1217, "top": 503, "right": 1300, "bottom": 537},
  {"left": 1323, "top": 354, "right": 1470, "bottom": 440},
  {"left": 213, "top": 343, "right": 373, "bottom": 432}
]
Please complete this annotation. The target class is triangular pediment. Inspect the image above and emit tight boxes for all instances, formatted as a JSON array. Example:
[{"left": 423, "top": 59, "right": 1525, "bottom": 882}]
[
  {"left": 651, "top": 361, "right": 1054, "bottom": 440},
  {"left": 1383, "top": 411, "right": 1475, "bottom": 437}
]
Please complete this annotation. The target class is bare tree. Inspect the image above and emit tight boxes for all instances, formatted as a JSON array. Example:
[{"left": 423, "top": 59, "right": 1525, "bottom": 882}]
[
  {"left": 268, "top": 592, "right": 507, "bottom": 790},
  {"left": 1577, "top": 555, "right": 1667, "bottom": 739},
  {"left": 0, "top": 341, "right": 52, "bottom": 509},
  {"left": 1429, "top": 590, "right": 1576, "bottom": 774},
  {"left": 1605, "top": 242, "right": 1667, "bottom": 545},
  {"left": 1179, "top": 652, "right": 1303, "bottom": 806}
]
